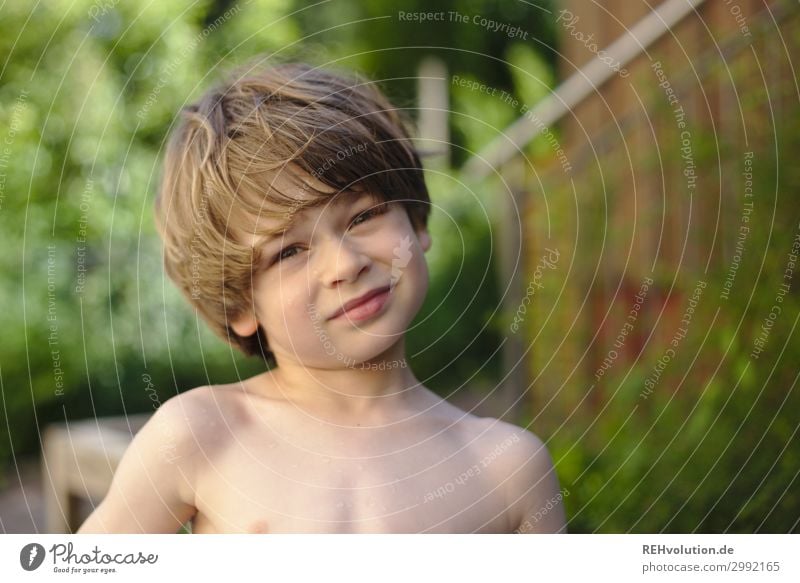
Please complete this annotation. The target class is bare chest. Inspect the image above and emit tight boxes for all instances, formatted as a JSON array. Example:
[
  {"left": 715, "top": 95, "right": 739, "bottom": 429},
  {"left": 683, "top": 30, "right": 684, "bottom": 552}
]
[{"left": 191, "top": 424, "right": 510, "bottom": 533}]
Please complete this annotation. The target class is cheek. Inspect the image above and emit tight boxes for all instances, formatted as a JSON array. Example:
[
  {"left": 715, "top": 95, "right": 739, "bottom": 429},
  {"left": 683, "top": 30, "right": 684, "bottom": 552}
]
[
  {"left": 409, "top": 244, "right": 430, "bottom": 297},
  {"left": 255, "top": 279, "right": 311, "bottom": 337},
  {"left": 394, "top": 237, "right": 429, "bottom": 314}
]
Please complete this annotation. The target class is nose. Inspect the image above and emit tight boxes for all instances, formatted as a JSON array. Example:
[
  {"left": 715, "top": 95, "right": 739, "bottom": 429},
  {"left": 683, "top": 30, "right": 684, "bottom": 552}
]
[{"left": 316, "top": 235, "right": 370, "bottom": 287}]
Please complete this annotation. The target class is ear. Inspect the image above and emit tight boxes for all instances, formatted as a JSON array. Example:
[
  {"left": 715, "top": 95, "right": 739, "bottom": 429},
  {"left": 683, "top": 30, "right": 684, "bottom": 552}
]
[
  {"left": 231, "top": 312, "right": 259, "bottom": 337},
  {"left": 417, "top": 227, "right": 432, "bottom": 252}
]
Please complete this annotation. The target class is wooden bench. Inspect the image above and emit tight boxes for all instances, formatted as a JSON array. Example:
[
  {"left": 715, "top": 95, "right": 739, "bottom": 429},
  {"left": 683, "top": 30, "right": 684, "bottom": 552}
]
[{"left": 41, "top": 415, "right": 150, "bottom": 533}]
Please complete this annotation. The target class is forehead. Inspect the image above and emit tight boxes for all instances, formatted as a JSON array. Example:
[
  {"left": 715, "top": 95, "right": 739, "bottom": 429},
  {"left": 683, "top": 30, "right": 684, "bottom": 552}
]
[{"left": 241, "top": 169, "right": 380, "bottom": 247}]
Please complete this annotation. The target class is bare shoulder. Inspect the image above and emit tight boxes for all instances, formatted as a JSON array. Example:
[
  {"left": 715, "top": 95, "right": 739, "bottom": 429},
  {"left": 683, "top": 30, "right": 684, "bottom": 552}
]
[
  {"left": 77, "top": 382, "right": 258, "bottom": 533},
  {"left": 425, "top": 399, "right": 546, "bottom": 461},
  {"left": 77, "top": 384, "right": 242, "bottom": 533},
  {"left": 462, "top": 416, "right": 564, "bottom": 530},
  {"left": 160, "top": 383, "right": 244, "bottom": 418},
  {"left": 462, "top": 415, "right": 550, "bottom": 471},
  {"left": 148, "top": 382, "right": 250, "bottom": 458}
]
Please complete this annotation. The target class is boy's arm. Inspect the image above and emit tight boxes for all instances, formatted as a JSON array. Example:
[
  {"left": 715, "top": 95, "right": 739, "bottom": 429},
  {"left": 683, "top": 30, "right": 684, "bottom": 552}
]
[
  {"left": 77, "top": 394, "right": 202, "bottom": 534},
  {"left": 501, "top": 428, "right": 567, "bottom": 534}
]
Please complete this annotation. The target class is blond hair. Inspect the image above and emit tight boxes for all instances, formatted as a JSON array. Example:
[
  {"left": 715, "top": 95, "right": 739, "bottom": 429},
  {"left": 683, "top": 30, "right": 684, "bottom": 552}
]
[{"left": 154, "top": 61, "right": 430, "bottom": 361}]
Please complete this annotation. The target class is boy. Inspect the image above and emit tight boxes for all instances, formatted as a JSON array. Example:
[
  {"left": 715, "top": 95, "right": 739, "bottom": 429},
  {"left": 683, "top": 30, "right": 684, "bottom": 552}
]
[{"left": 78, "top": 62, "right": 566, "bottom": 534}]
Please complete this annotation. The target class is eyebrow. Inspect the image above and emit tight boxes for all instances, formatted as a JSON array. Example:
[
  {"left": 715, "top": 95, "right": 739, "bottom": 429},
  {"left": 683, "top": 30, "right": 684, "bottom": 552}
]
[
  {"left": 256, "top": 191, "right": 382, "bottom": 246},
  {"left": 258, "top": 222, "right": 294, "bottom": 246}
]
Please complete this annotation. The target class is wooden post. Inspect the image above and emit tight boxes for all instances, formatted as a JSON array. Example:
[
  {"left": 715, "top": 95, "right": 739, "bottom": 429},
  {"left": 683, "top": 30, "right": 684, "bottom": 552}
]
[
  {"left": 416, "top": 57, "right": 450, "bottom": 169},
  {"left": 42, "top": 424, "right": 71, "bottom": 533},
  {"left": 40, "top": 415, "right": 151, "bottom": 532},
  {"left": 496, "top": 156, "right": 528, "bottom": 424}
]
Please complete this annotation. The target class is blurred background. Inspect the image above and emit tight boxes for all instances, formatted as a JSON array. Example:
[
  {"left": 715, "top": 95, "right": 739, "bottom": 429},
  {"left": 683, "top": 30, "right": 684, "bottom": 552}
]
[{"left": 0, "top": 0, "right": 797, "bottom": 533}]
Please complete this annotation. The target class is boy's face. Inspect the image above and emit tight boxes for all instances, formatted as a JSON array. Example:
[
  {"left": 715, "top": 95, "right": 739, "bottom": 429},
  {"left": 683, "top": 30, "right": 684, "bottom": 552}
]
[{"left": 232, "top": 182, "right": 431, "bottom": 369}]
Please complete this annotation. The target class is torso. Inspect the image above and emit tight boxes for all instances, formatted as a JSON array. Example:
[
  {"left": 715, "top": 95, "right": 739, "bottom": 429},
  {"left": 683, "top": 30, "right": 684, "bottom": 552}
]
[{"left": 186, "top": 381, "right": 517, "bottom": 533}]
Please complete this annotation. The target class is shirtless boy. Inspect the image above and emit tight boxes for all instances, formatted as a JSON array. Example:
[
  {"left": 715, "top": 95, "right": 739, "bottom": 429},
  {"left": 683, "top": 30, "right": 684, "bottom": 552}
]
[{"left": 79, "top": 62, "right": 566, "bottom": 534}]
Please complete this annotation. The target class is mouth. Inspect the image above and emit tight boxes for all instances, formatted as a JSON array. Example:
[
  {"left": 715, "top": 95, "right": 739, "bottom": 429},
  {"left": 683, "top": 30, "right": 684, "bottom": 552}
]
[{"left": 328, "top": 285, "right": 392, "bottom": 322}]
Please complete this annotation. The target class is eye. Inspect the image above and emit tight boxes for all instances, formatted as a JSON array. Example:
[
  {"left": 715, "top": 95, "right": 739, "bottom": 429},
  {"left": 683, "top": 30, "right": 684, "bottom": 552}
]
[
  {"left": 350, "top": 203, "right": 388, "bottom": 227},
  {"left": 274, "top": 244, "right": 302, "bottom": 264}
]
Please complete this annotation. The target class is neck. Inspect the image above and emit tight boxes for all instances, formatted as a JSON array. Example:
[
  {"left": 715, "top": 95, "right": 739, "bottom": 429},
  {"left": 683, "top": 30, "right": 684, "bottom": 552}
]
[{"left": 266, "top": 340, "right": 434, "bottom": 421}]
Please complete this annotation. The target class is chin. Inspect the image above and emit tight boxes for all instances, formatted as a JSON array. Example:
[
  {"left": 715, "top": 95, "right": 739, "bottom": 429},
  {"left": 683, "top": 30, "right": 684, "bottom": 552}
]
[
  {"left": 342, "top": 331, "right": 404, "bottom": 362},
  {"left": 337, "top": 319, "right": 409, "bottom": 364}
]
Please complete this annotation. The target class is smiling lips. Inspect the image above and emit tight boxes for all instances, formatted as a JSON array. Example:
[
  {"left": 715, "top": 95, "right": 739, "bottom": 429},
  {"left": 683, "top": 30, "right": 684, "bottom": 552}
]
[{"left": 328, "top": 285, "right": 392, "bottom": 321}]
